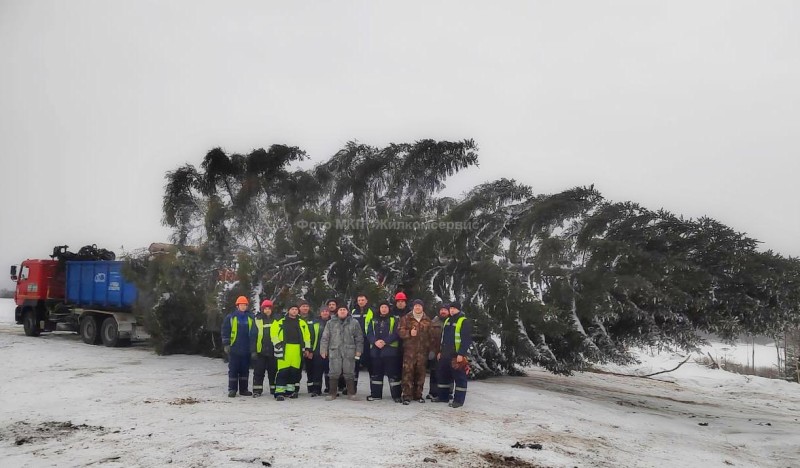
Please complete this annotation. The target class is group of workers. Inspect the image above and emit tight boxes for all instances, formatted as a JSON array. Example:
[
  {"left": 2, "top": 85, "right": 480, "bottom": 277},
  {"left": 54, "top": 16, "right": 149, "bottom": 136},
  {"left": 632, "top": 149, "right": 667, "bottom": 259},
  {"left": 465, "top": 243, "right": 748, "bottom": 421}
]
[{"left": 221, "top": 292, "right": 473, "bottom": 408}]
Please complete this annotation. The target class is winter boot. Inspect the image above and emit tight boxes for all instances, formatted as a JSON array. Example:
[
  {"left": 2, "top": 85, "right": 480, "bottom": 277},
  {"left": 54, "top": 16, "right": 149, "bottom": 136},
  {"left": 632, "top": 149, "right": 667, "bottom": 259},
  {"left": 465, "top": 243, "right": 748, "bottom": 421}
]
[
  {"left": 252, "top": 391, "right": 262, "bottom": 398},
  {"left": 346, "top": 379, "right": 359, "bottom": 401},
  {"left": 240, "top": 390, "right": 253, "bottom": 396},
  {"left": 325, "top": 377, "right": 338, "bottom": 401},
  {"left": 228, "top": 390, "right": 237, "bottom": 398}
]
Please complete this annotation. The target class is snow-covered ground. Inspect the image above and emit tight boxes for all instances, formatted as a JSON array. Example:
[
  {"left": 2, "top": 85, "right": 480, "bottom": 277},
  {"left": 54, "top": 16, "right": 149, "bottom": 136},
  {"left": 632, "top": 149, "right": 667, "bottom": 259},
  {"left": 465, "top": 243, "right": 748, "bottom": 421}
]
[
  {"left": 0, "top": 298, "right": 798, "bottom": 468},
  {"left": 698, "top": 335, "right": 785, "bottom": 372}
]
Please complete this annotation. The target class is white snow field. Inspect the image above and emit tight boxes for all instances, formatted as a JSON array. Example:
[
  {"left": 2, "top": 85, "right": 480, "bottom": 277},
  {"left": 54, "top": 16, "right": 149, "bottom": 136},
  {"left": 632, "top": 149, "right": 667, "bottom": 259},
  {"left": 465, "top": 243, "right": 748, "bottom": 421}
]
[{"left": 0, "top": 298, "right": 797, "bottom": 468}]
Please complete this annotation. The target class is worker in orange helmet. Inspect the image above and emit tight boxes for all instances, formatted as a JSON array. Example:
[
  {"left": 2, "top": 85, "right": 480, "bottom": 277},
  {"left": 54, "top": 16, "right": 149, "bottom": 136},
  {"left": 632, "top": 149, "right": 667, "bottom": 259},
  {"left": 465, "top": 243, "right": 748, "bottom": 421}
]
[{"left": 221, "top": 296, "right": 255, "bottom": 397}]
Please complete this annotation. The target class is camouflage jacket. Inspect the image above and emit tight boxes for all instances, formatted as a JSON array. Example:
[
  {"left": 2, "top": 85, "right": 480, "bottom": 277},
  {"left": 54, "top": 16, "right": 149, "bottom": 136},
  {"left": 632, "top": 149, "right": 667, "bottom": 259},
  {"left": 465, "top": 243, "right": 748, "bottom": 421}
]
[
  {"left": 398, "top": 312, "right": 436, "bottom": 357},
  {"left": 430, "top": 315, "right": 446, "bottom": 355}
]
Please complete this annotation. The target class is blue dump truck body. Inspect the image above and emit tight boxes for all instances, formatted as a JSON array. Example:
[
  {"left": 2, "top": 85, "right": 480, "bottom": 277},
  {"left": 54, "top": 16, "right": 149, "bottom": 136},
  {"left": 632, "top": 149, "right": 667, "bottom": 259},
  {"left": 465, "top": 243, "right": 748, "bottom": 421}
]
[{"left": 66, "top": 261, "right": 138, "bottom": 310}]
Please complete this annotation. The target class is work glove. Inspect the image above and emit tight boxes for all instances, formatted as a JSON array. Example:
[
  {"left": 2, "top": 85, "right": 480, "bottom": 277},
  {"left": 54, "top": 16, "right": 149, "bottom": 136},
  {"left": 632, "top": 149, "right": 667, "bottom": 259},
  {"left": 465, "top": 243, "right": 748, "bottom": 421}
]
[
  {"left": 274, "top": 342, "right": 285, "bottom": 359},
  {"left": 451, "top": 356, "right": 469, "bottom": 372},
  {"left": 223, "top": 345, "right": 230, "bottom": 355},
  {"left": 355, "top": 354, "right": 360, "bottom": 361},
  {"left": 251, "top": 352, "right": 258, "bottom": 361}
]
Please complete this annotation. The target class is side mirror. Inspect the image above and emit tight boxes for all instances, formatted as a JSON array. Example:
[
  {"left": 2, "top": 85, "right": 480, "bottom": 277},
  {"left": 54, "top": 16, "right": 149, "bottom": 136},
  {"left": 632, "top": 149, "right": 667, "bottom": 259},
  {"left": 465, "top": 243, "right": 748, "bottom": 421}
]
[{"left": 10, "top": 265, "right": 18, "bottom": 282}]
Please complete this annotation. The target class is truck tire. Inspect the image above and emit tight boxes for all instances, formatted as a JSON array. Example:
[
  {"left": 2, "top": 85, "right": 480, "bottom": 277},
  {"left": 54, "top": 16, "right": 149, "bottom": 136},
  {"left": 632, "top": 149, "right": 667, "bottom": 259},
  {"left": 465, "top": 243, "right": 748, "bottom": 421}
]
[
  {"left": 80, "top": 316, "right": 101, "bottom": 345},
  {"left": 23, "top": 310, "right": 41, "bottom": 337},
  {"left": 100, "top": 317, "right": 121, "bottom": 347}
]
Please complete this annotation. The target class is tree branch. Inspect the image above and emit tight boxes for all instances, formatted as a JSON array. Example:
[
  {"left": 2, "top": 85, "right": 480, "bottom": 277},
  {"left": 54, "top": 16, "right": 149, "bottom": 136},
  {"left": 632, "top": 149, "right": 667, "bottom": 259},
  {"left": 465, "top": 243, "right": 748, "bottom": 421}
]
[{"left": 593, "top": 354, "right": 692, "bottom": 379}]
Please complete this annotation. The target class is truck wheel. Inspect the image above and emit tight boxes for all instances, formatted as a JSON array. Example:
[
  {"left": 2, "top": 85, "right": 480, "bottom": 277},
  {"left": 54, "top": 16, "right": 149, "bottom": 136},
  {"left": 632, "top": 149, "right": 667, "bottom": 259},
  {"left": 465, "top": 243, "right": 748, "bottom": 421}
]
[
  {"left": 23, "top": 310, "right": 41, "bottom": 337},
  {"left": 101, "top": 317, "right": 121, "bottom": 347},
  {"left": 80, "top": 316, "right": 101, "bottom": 345}
]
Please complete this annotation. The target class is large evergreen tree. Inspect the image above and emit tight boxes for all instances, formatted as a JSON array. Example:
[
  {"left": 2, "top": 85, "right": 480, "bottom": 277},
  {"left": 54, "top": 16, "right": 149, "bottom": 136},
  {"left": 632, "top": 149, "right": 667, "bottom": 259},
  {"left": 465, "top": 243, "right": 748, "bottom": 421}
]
[{"left": 127, "top": 140, "right": 800, "bottom": 378}]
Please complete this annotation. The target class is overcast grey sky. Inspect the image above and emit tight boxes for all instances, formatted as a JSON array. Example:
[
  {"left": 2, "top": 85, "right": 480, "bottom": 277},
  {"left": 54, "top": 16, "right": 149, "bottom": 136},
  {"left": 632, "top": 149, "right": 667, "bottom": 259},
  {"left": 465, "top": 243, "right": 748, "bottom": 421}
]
[{"left": 1, "top": 0, "right": 798, "bottom": 291}]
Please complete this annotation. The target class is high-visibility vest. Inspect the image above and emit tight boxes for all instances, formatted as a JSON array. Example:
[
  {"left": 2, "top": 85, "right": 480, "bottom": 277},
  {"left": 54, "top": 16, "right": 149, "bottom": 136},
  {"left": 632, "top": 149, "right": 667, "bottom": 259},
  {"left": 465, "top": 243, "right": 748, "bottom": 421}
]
[
  {"left": 312, "top": 322, "right": 320, "bottom": 351},
  {"left": 254, "top": 318, "right": 273, "bottom": 353},
  {"left": 270, "top": 317, "right": 312, "bottom": 349},
  {"left": 443, "top": 315, "right": 466, "bottom": 352},
  {"left": 353, "top": 307, "right": 374, "bottom": 333},
  {"left": 230, "top": 315, "right": 254, "bottom": 346},
  {"left": 368, "top": 316, "right": 399, "bottom": 348}
]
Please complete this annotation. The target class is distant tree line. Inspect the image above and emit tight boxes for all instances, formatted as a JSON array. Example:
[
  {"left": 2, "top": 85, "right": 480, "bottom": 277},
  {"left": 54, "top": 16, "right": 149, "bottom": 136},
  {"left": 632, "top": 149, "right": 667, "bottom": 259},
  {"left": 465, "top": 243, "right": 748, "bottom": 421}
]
[
  {"left": 0, "top": 288, "right": 14, "bottom": 299},
  {"left": 125, "top": 140, "right": 800, "bottom": 378}
]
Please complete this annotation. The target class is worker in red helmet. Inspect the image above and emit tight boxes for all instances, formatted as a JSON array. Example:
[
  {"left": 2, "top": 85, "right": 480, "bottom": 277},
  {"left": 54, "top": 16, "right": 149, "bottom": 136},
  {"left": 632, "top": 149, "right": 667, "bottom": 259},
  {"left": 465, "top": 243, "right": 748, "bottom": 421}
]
[
  {"left": 249, "top": 299, "right": 277, "bottom": 397},
  {"left": 391, "top": 292, "right": 409, "bottom": 318},
  {"left": 221, "top": 296, "right": 255, "bottom": 397},
  {"left": 392, "top": 292, "right": 408, "bottom": 316},
  {"left": 391, "top": 291, "right": 411, "bottom": 368}
]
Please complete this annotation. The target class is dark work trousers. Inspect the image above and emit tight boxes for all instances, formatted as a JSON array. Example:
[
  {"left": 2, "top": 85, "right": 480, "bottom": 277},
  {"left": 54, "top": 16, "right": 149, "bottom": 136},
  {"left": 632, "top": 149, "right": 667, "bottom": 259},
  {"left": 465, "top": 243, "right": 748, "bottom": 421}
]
[
  {"left": 361, "top": 339, "right": 372, "bottom": 374},
  {"left": 307, "top": 354, "right": 328, "bottom": 394},
  {"left": 228, "top": 352, "right": 251, "bottom": 393},
  {"left": 303, "top": 354, "right": 322, "bottom": 393},
  {"left": 427, "top": 357, "right": 441, "bottom": 396},
  {"left": 253, "top": 355, "right": 277, "bottom": 395},
  {"left": 369, "top": 355, "right": 402, "bottom": 399},
  {"left": 437, "top": 356, "right": 467, "bottom": 404}
]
